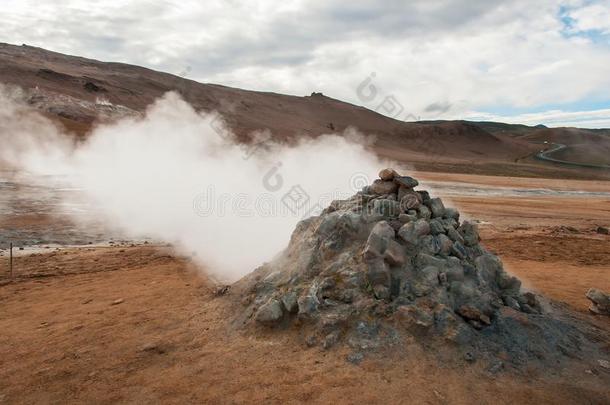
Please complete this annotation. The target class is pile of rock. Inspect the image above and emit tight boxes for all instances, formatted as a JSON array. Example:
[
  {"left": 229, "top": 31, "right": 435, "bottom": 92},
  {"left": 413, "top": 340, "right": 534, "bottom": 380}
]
[{"left": 234, "top": 169, "right": 603, "bottom": 366}]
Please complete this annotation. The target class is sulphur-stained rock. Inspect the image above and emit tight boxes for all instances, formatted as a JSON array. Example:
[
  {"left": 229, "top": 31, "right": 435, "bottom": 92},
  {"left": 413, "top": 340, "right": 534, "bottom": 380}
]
[{"left": 585, "top": 288, "right": 610, "bottom": 315}]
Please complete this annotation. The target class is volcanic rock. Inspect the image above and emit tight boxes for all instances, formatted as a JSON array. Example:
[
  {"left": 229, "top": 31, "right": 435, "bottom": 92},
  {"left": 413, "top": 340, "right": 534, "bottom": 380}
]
[
  {"left": 428, "top": 198, "right": 445, "bottom": 218},
  {"left": 586, "top": 289, "right": 610, "bottom": 315},
  {"left": 394, "top": 176, "right": 419, "bottom": 189},
  {"left": 255, "top": 299, "right": 284, "bottom": 324},
  {"left": 379, "top": 168, "right": 397, "bottom": 181},
  {"left": 370, "top": 179, "right": 398, "bottom": 195},
  {"left": 235, "top": 169, "right": 608, "bottom": 370}
]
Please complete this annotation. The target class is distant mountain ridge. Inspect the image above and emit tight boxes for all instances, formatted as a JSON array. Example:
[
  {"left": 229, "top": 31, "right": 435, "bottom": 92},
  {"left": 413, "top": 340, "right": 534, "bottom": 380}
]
[{"left": 1, "top": 42, "right": 608, "bottom": 179}]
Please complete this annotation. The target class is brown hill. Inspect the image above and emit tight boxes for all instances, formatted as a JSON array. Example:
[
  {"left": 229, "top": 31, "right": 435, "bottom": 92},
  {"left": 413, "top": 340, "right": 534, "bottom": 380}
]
[{"left": 0, "top": 42, "right": 608, "bottom": 179}]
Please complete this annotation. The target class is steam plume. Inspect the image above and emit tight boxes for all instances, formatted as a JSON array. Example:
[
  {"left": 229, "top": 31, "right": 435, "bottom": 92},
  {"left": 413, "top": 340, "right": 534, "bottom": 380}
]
[{"left": 0, "top": 87, "right": 386, "bottom": 280}]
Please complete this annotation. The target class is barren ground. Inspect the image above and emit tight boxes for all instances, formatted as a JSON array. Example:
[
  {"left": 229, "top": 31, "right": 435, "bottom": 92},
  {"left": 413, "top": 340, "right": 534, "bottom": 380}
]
[{"left": 1, "top": 172, "right": 609, "bottom": 404}]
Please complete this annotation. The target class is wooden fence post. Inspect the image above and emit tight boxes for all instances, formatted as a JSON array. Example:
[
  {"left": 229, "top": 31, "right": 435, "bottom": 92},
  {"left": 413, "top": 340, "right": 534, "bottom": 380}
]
[{"left": 9, "top": 242, "right": 13, "bottom": 278}]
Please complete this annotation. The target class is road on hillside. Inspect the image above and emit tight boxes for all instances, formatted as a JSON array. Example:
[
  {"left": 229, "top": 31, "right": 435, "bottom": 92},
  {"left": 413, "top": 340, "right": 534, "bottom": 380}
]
[{"left": 535, "top": 142, "right": 610, "bottom": 170}]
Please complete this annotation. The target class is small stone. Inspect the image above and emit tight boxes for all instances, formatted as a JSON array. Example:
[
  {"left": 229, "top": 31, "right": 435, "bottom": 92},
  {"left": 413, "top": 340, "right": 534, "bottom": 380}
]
[
  {"left": 437, "top": 234, "right": 453, "bottom": 255},
  {"left": 451, "top": 241, "right": 467, "bottom": 260},
  {"left": 398, "top": 213, "right": 417, "bottom": 223},
  {"left": 417, "top": 190, "right": 430, "bottom": 204},
  {"left": 502, "top": 295, "right": 521, "bottom": 310},
  {"left": 322, "top": 330, "right": 340, "bottom": 350},
  {"left": 111, "top": 299, "right": 124, "bottom": 306},
  {"left": 598, "top": 359, "right": 610, "bottom": 369},
  {"left": 596, "top": 226, "right": 609, "bottom": 235},
  {"left": 373, "top": 284, "right": 391, "bottom": 300},
  {"left": 255, "top": 299, "right": 284, "bottom": 324},
  {"left": 464, "top": 352, "right": 476, "bottom": 363},
  {"left": 399, "top": 192, "right": 421, "bottom": 211},
  {"left": 298, "top": 294, "right": 319, "bottom": 315},
  {"left": 417, "top": 205, "right": 431, "bottom": 220},
  {"left": 363, "top": 221, "right": 395, "bottom": 259},
  {"left": 457, "top": 305, "right": 491, "bottom": 326},
  {"left": 458, "top": 221, "right": 480, "bottom": 247},
  {"left": 370, "top": 179, "right": 398, "bottom": 195},
  {"left": 497, "top": 271, "right": 521, "bottom": 294},
  {"left": 305, "top": 335, "right": 318, "bottom": 347},
  {"left": 367, "top": 259, "right": 391, "bottom": 295},
  {"left": 585, "top": 288, "right": 610, "bottom": 315},
  {"left": 346, "top": 352, "right": 365, "bottom": 365},
  {"left": 379, "top": 168, "right": 398, "bottom": 181},
  {"left": 393, "top": 176, "right": 419, "bottom": 189},
  {"left": 373, "top": 199, "right": 401, "bottom": 217},
  {"left": 395, "top": 305, "right": 434, "bottom": 328},
  {"left": 398, "top": 219, "right": 430, "bottom": 245},
  {"left": 141, "top": 342, "right": 165, "bottom": 354},
  {"left": 384, "top": 239, "right": 406, "bottom": 267},
  {"left": 428, "top": 198, "right": 445, "bottom": 218},
  {"left": 281, "top": 291, "right": 299, "bottom": 313},
  {"left": 446, "top": 227, "right": 464, "bottom": 244},
  {"left": 487, "top": 361, "right": 504, "bottom": 374},
  {"left": 429, "top": 218, "right": 445, "bottom": 235},
  {"left": 443, "top": 207, "right": 460, "bottom": 221},
  {"left": 420, "top": 235, "right": 441, "bottom": 255}
]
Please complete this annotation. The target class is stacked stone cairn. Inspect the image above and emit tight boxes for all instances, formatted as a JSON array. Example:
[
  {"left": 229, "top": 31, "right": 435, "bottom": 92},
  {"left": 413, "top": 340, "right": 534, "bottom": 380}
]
[{"left": 241, "top": 169, "right": 546, "bottom": 352}]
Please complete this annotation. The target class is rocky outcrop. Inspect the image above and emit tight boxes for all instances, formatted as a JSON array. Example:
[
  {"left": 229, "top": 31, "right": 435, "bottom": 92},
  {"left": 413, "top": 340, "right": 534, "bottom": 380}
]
[{"left": 234, "top": 169, "right": 607, "bottom": 369}]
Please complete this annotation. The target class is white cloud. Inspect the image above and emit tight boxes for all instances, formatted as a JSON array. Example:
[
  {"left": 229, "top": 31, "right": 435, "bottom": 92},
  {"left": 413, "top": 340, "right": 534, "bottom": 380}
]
[
  {"left": 1, "top": 0, "right": 610, "bottom": 127},
  {"left": 567, "top": 1, "right": 610, "bottom": 34},
  {"left": 462, "top": 108, "right": 610, "bottom": 129}
]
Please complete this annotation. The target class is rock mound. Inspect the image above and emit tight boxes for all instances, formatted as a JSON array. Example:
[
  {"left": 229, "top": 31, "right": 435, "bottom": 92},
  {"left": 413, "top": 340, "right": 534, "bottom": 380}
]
[{"left": 234, "top": 169, "right": 607, "bottom": 368}]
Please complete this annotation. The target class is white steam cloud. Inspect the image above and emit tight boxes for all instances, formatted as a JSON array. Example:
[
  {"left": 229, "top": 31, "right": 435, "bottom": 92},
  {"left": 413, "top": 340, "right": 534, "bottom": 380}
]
[{"left": 0, "top": 86, "right": 386, "bottom": 281}]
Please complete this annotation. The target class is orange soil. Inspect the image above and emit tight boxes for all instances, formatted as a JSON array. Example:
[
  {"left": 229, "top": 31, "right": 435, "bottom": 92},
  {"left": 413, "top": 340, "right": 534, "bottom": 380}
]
[{"left": 0, "top": 173, "right": 609, "bottom": 404}]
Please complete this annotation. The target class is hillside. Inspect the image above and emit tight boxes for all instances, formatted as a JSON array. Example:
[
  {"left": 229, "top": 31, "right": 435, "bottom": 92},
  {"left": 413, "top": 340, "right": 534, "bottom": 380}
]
[{"left": 0, "top": 43, "right": 608, "bottom": 179}]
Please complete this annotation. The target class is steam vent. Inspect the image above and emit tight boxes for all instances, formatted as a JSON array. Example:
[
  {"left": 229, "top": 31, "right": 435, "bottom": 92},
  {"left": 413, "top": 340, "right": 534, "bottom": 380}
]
[{"left": 235, "top": 169, "right": 604, "bottom": 368}]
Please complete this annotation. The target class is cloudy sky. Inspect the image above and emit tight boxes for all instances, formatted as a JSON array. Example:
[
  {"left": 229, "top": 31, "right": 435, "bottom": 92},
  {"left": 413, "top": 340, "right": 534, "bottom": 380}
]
[{"left": 2, "top": 0, "right": 610, "bottom": 127}]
